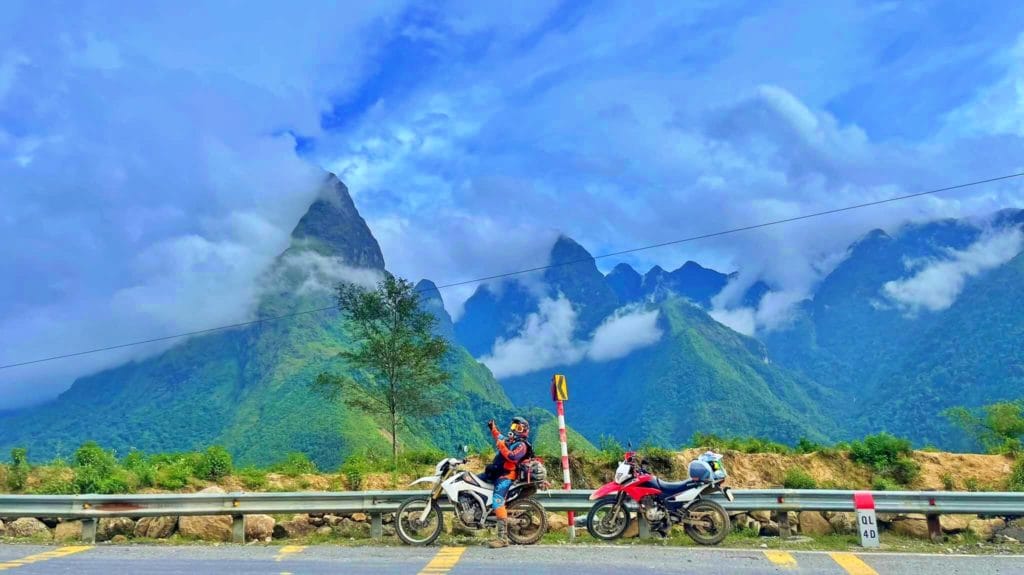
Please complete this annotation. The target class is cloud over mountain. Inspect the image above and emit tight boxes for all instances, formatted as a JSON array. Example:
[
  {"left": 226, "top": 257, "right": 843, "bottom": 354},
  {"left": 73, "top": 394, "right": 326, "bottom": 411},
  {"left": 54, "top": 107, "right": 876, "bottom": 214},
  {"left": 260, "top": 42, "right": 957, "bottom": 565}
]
[{"left": 882, "top": 227, "right": 1024, "bottom": 314}]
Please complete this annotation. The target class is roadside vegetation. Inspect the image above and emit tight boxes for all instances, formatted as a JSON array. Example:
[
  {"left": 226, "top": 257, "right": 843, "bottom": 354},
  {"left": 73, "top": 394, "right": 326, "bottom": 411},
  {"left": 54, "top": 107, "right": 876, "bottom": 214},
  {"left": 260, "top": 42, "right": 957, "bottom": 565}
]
[{"left": 3, "top": 398, "right": 1023, "bottom": 495}]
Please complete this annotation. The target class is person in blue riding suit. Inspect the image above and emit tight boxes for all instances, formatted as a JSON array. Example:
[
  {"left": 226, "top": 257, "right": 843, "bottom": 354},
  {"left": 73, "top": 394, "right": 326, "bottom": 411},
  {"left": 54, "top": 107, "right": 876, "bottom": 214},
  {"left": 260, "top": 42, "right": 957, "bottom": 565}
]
[{"left": 480, "top": 416, "right": 530, "bottom": 548}]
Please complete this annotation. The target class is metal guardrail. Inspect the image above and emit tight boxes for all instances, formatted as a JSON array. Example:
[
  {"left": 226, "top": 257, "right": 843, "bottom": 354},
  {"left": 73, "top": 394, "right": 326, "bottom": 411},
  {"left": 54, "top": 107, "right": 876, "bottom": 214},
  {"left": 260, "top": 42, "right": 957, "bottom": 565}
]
[{"left": 2, "top": 489, "right": 1022, "bottom": 543}]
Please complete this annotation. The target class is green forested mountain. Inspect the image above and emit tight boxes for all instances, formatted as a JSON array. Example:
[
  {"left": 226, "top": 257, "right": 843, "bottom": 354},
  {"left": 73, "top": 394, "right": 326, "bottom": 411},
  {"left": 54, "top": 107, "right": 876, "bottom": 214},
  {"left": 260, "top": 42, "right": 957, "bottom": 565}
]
[
  {"left": 764, "top": 213, "right": 1024, "bottom": 447},
  {"left": 456, "top": 238, "right": 834, "bottom": 446},
  {"left": 0, "top": 175, "right": 519, "bottom": 467},
  {"left": 499, "top": 297, "right": 836, "bottom": 447}
]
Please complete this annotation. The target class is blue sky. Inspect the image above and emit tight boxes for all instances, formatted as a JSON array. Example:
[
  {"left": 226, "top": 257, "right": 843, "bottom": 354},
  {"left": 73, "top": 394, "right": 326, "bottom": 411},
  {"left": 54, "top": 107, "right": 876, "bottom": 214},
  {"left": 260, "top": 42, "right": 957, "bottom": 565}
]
[{"left": 2, "top": 0, "right": 1023, "bottom": 407}]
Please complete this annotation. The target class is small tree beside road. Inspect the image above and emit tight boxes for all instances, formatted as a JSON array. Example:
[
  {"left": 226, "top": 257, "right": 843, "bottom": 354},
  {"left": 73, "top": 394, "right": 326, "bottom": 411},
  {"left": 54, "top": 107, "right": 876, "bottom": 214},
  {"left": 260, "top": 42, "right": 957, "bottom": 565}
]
[{"left": 314, "top": 276, "right": 450, "bottom": 470}]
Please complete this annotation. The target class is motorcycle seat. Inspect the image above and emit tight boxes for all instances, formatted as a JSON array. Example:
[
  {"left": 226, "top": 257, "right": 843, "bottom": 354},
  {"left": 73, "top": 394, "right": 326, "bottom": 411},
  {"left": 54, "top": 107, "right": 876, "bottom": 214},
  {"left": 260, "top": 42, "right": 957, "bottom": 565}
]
[
  {"left": 465, "top": 474, "right": 493, "bottom": 490},
  {"left": 653, "top": 477, "right": 703, "bottom": 494}
]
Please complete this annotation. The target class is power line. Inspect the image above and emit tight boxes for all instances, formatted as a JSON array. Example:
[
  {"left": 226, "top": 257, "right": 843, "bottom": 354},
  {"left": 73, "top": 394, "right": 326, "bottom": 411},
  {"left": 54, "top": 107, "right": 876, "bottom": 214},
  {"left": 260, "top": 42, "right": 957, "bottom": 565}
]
[{"left": 2, "top": 171, "right": 1022, "bottom": 371}]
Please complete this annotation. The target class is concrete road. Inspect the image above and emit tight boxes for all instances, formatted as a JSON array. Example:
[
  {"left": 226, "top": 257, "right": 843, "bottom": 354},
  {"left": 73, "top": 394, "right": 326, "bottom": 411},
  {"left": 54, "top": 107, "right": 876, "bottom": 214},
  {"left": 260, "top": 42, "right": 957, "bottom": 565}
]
[{"left": 1, "top": 544, "right": 1023, "bottom": 574}]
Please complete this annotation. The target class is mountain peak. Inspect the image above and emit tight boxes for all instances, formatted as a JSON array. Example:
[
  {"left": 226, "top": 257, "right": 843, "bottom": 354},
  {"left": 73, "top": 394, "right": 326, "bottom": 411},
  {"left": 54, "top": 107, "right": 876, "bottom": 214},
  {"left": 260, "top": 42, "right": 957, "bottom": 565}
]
[
  {"left": 550, "top": 235, "right": 594, "bottom": 266},
  {"left": 289, "top": 173, "right": 385, "bottom": 269},
  {"left": 416, "top": 279, "right": 454, "bottom": 339},
  {"left": 607, "top": 263, "right": 643, "bottom": 303}
]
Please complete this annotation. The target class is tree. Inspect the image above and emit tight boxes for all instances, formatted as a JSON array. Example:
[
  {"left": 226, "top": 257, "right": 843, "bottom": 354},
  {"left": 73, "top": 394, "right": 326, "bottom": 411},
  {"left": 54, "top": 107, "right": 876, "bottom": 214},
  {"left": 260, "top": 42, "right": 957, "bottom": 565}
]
[
  {"left": 314, "top": 276, "right": 450, "bottom": 470},
  {"left": 944, "top": 402, "right": 1024, "bottom": 454}
]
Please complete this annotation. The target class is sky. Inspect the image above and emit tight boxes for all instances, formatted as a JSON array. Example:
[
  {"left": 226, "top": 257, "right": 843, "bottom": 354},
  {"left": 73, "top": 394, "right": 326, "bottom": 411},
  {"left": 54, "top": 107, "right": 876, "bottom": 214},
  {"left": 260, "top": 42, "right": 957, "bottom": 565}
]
[{"left": 2, "top": 0, "right": 1024, "bottom": 408}]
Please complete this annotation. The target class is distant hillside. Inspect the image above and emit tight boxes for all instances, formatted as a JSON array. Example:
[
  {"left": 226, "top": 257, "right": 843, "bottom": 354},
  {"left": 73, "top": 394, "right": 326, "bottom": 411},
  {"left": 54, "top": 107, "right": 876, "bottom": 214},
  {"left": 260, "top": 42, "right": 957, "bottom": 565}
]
[
  {"left": 499, "top": 297, "right": 836, "bottom": 447},
  {"left": 764, "top": 211, "right": 1024, "bottom": 447}
]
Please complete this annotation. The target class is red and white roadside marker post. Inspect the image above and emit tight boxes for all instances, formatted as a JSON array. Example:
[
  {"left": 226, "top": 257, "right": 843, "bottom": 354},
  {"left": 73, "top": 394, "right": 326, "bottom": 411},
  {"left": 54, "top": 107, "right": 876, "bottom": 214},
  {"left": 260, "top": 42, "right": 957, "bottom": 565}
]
[
  {"left": 854, "top": 491, "right": 879, "bottom": 548},
  {"left": 551, "top": 374, "right": 575, "bottom": 539}
]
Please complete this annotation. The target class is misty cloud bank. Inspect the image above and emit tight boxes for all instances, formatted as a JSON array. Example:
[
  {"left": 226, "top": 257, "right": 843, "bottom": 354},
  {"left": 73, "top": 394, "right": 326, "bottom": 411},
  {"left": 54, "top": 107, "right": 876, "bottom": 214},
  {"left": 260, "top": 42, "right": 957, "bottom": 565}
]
[
  {"left": 479, "top": 297, "right": 663, "bottom": 379},
  {"left": 0, "top": 3, "right": 405, "bottom": 407},
  {"left": 882, "top": 227, "right": 1024, "bottom": 314}
]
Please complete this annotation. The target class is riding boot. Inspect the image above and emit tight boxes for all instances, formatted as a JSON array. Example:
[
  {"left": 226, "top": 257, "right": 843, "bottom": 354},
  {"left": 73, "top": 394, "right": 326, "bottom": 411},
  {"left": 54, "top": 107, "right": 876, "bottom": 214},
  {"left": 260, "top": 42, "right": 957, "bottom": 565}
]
[{"left": 487, "top": 519, "right": 509, "bottom": 548}]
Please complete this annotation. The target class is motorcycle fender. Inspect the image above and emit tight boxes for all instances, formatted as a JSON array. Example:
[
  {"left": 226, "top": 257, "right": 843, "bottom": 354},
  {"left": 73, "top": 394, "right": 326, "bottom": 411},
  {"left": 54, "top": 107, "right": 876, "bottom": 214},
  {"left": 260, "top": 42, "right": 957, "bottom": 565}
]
[
  {"left": 589, "top": 482, "right": 624, "bottom": 501},
  {"left": 409, "top": 475, "right": 438, "bottom": 487}
]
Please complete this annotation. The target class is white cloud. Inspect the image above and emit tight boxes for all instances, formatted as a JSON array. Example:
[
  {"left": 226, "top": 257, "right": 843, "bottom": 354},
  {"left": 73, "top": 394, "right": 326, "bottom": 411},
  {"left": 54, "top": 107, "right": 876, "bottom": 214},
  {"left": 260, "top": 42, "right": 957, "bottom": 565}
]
[
  {"left": 709, "top": 307, "right": 756, "bottom": 337},
  {"left": 710, "top": 289, "right": 805, "bottom": 337},
  {"left": 479, "top": 297, "right": 662, "bottom": 378},
  {"left": 587, "top": 306, "right": 663, "bottom": 362},
  {"left": 478, "top": 296, "right": 585, "bottom": 378},
  {"left": 268, "top": 249, "right": 383, "bottom": 296},
  {"left": 882, "top": 227, "right": 1024, "bottom": 313}
]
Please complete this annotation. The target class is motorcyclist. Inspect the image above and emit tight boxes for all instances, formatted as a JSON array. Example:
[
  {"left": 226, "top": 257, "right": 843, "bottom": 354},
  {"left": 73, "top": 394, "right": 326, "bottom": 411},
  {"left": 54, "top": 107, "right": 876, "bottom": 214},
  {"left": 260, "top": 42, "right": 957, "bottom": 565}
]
[{"left": 481, "top": 416, "right": 531, "bottom": 548}]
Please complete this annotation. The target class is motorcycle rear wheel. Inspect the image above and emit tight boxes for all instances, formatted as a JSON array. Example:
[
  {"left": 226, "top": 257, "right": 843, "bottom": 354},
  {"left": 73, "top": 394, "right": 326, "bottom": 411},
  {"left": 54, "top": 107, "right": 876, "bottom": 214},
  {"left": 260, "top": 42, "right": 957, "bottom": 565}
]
[
  {"left": 507, "top": 498, "right": 548, "bottom": 545},
  {"left": 684, "top": 499, "right": 730, "bottom": 545},
  {"left": 586, "top": 496, "right": 631, "bottom": 540}
]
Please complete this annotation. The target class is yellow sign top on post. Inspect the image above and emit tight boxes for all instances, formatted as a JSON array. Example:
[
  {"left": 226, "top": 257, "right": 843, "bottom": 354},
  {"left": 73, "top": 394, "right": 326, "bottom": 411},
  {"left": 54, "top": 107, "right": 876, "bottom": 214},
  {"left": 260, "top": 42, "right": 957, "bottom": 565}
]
[{"left": 551, "top": 374, "right": 568, "bottom": 401}]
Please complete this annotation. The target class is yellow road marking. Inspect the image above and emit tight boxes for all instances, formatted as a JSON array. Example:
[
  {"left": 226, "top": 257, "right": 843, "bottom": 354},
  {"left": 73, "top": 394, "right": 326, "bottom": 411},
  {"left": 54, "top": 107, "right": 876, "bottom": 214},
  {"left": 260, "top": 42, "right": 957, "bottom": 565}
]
[
  {"left": 0, "top": 546, "right": 92, "bottom": 571},
  {"left": 418, "top": 546, "right": 466, "bottom": 575},
  {"left": 273, "top": 545, "right": 306, "bottom": 562},
  {"left": 763, "top": 550, "right": 797, "bottom": 568},
  {"left": 830, "top": 552, "right": 879, "bottom": 575}
]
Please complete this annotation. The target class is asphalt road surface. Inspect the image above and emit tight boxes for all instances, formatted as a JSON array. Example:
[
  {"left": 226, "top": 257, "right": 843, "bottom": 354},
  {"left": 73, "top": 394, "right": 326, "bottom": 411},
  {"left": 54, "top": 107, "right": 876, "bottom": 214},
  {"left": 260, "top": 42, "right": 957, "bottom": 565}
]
[{"left": 1, "top": 544, "right": 1023, "bottom": 574}]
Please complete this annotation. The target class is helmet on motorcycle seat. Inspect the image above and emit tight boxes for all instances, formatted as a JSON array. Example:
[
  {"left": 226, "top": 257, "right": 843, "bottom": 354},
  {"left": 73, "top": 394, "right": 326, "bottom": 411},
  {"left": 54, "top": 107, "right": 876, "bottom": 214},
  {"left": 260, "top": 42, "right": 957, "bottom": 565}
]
[{"left": 510, "top": 416, "right": 530, "bottom": 439}]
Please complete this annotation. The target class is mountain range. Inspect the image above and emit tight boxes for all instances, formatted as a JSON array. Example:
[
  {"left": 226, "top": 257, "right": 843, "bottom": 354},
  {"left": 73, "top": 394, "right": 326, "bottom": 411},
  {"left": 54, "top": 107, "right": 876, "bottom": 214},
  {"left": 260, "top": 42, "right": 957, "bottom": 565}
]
[{"left": 2, "top": 173, "right": 1022, "bottom": 463}]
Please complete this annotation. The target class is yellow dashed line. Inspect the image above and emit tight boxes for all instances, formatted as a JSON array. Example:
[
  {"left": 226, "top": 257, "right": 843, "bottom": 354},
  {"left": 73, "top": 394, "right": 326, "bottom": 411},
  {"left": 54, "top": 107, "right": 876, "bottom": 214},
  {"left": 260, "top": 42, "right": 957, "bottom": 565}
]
[
  {"left": 829, "top": 552, "right": 879, "bottom": 575},
  {"left": 274, "top": 545, "right": 306, "bottom": 562},
  {"left": 418, "top": 546, "right": 466, "bottom": 575},
  {"left": 763, "top": 550, "right": 797, "bottom": 568},
  {"left": 0, "top": 546, "right": 92, "bottom": 571}
]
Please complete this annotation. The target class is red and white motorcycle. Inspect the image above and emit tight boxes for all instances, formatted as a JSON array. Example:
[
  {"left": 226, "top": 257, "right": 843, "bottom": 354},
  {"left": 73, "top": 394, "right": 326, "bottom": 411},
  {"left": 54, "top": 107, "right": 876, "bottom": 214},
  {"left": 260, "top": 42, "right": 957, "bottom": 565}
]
[{"left": 586, "top": 449, "right": 734, "bottom": 545}]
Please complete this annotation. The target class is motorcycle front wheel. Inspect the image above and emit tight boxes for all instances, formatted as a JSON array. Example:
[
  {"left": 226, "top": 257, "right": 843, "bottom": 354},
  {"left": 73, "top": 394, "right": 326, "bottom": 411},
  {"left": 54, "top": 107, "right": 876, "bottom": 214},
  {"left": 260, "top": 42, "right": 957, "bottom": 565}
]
[
  {"left": 506, "top": 498, "right": 548, "bottom": 545},
  {"left": 586, "top": 496, "right": 631, "bottom": 540},
  {"left": 684, "top": 499, "right": 731, "bottom": 545},
  {"left": 395, "top": 496, "right": 444, "bottom": 546}
]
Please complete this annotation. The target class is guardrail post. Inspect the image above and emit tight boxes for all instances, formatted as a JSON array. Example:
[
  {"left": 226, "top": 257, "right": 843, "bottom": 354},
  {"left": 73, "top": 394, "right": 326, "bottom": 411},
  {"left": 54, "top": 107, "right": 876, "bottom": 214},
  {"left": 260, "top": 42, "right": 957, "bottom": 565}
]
[
  {"left": 371, "top": 513, "right": 383, "bottom": 540},
  {"left": 232, "top": 514, "right": 245, "bottom": 544},
  {"left": 775, "top": 511, "right": 790, "bottom": 539},
  {"left": 926, "top": 514, "right": 942, "bottom": 543},
  {"left": 638, "top": 515, "right": 650, "bottom": 539},
  {"left": 81, "top": 518, "right": 97, "bottom": 544}
]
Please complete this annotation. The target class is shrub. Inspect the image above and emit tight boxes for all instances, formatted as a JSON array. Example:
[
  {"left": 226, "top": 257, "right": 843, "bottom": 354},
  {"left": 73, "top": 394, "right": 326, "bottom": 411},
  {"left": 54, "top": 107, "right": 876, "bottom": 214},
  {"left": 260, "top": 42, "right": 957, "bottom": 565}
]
[
  {"left": 690, "top": 433, "right": 791, "bottom": 454},
  {"left": 271, "top": 452, "right": 318, "bottom": 477},
  {"left": 122, "top": 449, "right": 156, "bottom": 488},
  {"left": 7, "top": 448, "right": 30, "bottom": 492},
  {"left": 964, "top": 477, "right": 980, "bottom": 492},
  {"left": 73, "top": 442, "right": 128, "bottom": 494},
  {"left": 153, "top": 455, "right": 197, "bottom": 490},
  {"left": 597, "top": 435, "right": 624, "bottom": 464},
  {"left": 941, "top": 473, "right": 956, "bottom": 491},
  {"left": 400, "top": 448, "right": 445, "bottom": 468},
  {"left": 195, "top": 446, "right": 233, "bottom": 480},
  {"left": 639, "top": 445, "right": 675, "bottom": 475},
  {"left": 849, "top": 433, "right": 919, "bottom": 485},
  {"left": 796, "top": 438, "right": 825, "bottom": 454},
  {"left": 1009, "top": 457, "right": 1024, "bottom": 492},
  {"left": 871, "top": 476, "right": 899, "bottom": 491},
  {"left": 237, "top": 467, "right": 269, "bottom": 490},
  {"left": 782, "top": 467, "right": 817, "bottom": 489},
  {"left": 340, "top": 450, "right": 386, "bottom": 490}
]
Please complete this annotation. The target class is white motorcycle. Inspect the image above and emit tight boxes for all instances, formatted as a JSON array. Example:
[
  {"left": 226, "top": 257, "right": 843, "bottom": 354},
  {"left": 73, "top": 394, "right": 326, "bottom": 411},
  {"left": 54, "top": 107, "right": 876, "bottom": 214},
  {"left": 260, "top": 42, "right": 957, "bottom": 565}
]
[{"left": 395, "top": 454, "right": 549, "bottom": 546}]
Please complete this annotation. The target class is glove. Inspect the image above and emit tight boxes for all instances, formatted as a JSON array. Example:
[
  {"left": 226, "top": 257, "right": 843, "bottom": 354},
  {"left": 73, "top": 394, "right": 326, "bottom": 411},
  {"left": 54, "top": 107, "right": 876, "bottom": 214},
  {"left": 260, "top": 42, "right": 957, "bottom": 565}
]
[
  {"left": 488, "top": 419, "right": 500, "bottom": 439},
  {"left": 487, "top": 419, "right": 496, "bottom": 431}
]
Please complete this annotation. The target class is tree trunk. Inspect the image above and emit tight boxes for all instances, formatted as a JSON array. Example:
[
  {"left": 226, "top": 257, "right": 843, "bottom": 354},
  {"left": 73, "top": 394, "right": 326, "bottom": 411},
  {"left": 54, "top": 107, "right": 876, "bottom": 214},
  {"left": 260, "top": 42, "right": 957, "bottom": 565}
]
[{"left": 391, "top": 411, "right": 398, "bottom": 472}]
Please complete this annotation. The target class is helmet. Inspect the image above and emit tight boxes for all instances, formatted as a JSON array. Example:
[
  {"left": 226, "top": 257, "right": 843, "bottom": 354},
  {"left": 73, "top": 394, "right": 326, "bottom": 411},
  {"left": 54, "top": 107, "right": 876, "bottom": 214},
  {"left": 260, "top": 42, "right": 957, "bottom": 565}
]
[{"left": 509, "top": 416, "right": 530, "bottom": 440}]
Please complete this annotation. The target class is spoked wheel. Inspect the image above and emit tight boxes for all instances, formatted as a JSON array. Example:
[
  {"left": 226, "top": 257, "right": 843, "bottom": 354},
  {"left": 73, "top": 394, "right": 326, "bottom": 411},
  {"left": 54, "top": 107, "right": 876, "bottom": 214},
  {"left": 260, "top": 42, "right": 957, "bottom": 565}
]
[
  {"left": 684, "top": 499, "right": 731, "bottom": 545},
  {"left": 506, "top": 498, "right": 548, "bottom": 545},
  {"left": 586, "top": 496, "right": 631, "bottom": 540},
  {"left": 395, "top": 496, "right": 444, "bottom": 546}
]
